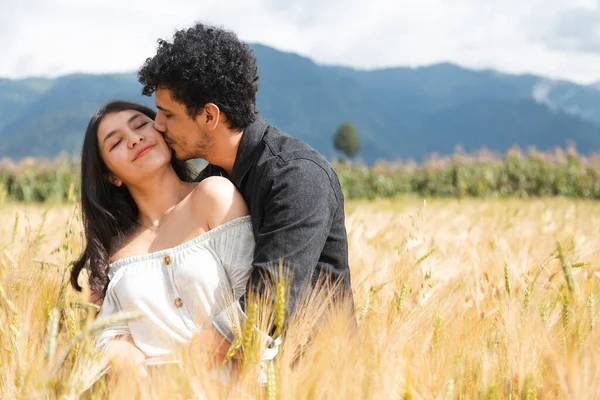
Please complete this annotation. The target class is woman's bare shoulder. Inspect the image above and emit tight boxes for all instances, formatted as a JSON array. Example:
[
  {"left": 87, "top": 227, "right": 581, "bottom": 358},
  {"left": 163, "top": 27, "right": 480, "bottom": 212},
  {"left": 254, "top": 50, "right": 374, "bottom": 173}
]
[{"left": 190, "top": 176, "right": 249, "bottom": 229}]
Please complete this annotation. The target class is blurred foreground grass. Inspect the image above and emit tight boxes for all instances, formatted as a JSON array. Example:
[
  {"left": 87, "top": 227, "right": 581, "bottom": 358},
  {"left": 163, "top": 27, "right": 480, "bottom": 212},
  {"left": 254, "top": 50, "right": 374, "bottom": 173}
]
[{"left": 1, "top": 197, "right": 599, "bottom": 399}]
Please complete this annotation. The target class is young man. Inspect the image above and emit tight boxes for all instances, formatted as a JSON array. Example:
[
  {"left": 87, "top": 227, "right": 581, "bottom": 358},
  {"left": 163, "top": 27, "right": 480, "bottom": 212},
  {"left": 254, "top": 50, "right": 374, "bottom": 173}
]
[{"left": 138, "top": 23, "right": 355, "bottom": 331}]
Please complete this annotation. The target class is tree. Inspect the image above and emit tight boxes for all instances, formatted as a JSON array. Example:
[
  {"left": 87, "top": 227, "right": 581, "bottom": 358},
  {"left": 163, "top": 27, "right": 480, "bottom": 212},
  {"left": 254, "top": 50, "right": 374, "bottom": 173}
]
[{"left": 334, "top": 122, "right": 361, "bottom": 159}]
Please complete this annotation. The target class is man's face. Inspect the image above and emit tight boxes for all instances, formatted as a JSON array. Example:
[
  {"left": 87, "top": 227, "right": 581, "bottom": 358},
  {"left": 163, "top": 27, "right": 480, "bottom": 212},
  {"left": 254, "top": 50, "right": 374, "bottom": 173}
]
[{"left": 153, "top": 88, "right": 213, "bottom": 161}]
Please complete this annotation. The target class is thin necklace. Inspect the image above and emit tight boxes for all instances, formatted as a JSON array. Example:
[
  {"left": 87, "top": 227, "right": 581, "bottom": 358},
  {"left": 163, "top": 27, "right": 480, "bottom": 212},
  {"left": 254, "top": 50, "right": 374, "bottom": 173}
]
[{"left": 138, "top": 197, "right": 184, "bottom": 232}]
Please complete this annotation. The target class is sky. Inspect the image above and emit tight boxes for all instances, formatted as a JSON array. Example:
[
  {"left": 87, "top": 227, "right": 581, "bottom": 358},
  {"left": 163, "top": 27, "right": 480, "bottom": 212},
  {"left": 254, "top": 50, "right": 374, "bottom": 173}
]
[{"left": 2, "top": 0, "right": 600, "bottom": 84}]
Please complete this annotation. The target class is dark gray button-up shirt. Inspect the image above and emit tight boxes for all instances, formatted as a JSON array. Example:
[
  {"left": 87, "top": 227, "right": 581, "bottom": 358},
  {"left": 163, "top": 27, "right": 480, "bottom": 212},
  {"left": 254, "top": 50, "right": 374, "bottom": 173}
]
[{"left": 196, "top": 115, "right": 354, "bottom": 318}]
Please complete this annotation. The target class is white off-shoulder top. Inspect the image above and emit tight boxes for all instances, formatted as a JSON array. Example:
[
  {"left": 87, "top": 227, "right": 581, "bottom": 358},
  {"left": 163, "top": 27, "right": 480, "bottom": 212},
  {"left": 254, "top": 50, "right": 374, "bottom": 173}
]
[{"left": 95, "top": 215, "right": 277, "bottom": 363}]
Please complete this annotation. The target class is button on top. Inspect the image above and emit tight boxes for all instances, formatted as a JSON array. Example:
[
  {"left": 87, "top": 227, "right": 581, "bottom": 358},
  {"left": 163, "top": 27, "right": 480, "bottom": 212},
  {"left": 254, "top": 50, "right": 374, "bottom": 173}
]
[
  {"left": 163, "top": 255, "right": 172, "bottom": 265},
  {"left": 174, "top": 297, "right": 183, "bottom": 308}
]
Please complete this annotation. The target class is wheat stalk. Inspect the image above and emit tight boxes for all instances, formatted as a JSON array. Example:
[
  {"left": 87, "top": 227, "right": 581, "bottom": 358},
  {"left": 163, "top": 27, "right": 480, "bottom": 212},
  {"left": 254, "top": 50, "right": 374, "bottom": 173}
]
[
  {"left": 266, "top": 360, "right": 277, "bottom": 400},
  {"left": 561, "top": 294, "right": 571, "bottom": 332},
  {"left": 571, "top": 262, "right": 589, "bottom": 268},
  {"left": 32, "top": 210, "right": 48, "bottom": 250},
  {"left": 523, "top": 279, "right": 532, "bottom": 309},
  {"left": 523, "top": 375, "right": 537, "bottom": 400},
  {"left": 415, "top": 247, "right": 436, "bottom": 265},
  {"left": 11, "top": 212, "right": 19, "bottom": 244},
  {"left": 358, "top": 286, "right": 374, "bottom": 322},
  {"left": 504, "top": 263, "right": 512, "bottom": 298},
  {"left": 34, "top": 259, "right": 60, "bottom": 267},
  {"left": 0, "top": 281, "right": 19, "bottom": 356},
  {"left": 274, "top": 264, "right": 287, "bottom": 338},
  {"left": 44, "top": 308, "right": 60, "bottom": 365},
  {"left": 445, "top": 377, "right": 455, "bottom": 399},
  {"left": 67, "top": 182, "right": 76, "bottom": 204},
  {"left": 485, "top": 385, "right": 499, "bottom": 400},
  {"left": 241, "top": 301, "right": 258, "bottom": 366},
  {"left": 222, "top": 336, "right": 243, "bottom": 365},
  {"left": 69, "top": 301, "right": 101, "bottom": 312},
  {"left": 557, "top": 242, "right": 577, "bottom": 294},
  {"left": 66, "top": 307, "right": 80, "bottom": 360},
  {"left": 404, "top": 369, "right": 414, "bottom": 400},
  {"left": 397, "top": 282, "right": 408, "bottom": 312},
  {"left": 587, "top": 293, "right": 595, "bottom": 330}
]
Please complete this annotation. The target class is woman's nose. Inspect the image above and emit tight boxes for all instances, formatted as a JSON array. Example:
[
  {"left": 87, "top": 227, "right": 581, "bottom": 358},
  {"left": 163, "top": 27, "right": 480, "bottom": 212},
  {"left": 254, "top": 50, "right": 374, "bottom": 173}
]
[{"left": 128, "top": 133, "right": 143, "bottom": 148}]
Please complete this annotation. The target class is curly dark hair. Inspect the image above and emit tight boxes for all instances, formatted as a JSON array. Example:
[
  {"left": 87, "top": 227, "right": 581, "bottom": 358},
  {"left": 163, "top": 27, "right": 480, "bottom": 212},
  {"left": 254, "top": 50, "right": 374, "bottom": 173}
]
[{"left": 138, "top": 23, "right": 260, "bottom": 131}]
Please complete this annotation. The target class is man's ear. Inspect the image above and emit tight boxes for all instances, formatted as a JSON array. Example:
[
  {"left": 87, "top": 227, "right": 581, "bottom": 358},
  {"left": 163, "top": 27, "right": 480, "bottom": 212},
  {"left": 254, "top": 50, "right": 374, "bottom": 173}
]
[
  {"left": 104, "top": 173, "right": 123, "bottom": 187},
  {"left": 198, "top": 103, "right": 221, "bottom": 131}
]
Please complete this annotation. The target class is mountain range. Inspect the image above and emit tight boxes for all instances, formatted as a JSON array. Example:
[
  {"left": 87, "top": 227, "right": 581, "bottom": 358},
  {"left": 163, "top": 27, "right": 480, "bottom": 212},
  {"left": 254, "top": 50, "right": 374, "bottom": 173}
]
[{"left": 1, "top": 44, "right": 600, "bottom": 163}]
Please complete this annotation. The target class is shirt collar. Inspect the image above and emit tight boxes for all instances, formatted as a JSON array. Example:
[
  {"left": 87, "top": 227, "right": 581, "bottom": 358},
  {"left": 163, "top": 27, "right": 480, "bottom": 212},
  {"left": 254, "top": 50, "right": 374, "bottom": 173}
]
[{"left": 230, "top": 114, "right": 268, "bottom": 187}]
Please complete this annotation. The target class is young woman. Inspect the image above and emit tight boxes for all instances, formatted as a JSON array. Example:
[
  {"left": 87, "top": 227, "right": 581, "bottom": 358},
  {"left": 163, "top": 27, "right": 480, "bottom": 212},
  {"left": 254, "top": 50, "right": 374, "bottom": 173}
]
[{"left": 70, "top": 100, "right": 277, "bottom": 375}]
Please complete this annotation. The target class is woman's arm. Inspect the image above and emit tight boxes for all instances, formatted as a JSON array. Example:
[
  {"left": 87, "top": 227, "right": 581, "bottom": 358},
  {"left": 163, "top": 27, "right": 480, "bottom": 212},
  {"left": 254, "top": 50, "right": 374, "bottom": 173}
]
[{"left": 101, "top": 335, "right": 148, "bottom": 377}]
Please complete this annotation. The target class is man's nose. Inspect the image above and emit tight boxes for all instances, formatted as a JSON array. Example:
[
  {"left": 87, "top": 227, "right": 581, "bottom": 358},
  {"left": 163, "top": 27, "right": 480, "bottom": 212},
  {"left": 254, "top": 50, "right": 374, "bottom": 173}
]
[{"left": 154, "top": 115, "right": 166, "bottom": 133}]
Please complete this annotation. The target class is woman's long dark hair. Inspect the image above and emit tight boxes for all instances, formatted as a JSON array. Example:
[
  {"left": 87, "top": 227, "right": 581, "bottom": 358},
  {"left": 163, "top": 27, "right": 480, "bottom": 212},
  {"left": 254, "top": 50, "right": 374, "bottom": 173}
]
[{"left": 70, "top": 100, "right": 193, "bottom": 295}]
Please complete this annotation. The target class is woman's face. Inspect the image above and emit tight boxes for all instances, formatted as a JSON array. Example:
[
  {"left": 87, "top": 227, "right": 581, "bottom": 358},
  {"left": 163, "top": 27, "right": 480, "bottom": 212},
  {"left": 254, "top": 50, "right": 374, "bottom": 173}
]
[{"left": 97, "top": 110, "right": 172, "bottom": 186}]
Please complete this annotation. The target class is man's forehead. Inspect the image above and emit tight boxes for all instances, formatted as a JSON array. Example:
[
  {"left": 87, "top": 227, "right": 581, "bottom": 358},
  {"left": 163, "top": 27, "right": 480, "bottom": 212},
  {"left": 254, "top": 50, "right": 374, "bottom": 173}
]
[
  {"left": 155, "top": 87, "right": 173, "bottom": 100},
  {"left": 155, "top": 88, "right": 179, "bottom": 109}
]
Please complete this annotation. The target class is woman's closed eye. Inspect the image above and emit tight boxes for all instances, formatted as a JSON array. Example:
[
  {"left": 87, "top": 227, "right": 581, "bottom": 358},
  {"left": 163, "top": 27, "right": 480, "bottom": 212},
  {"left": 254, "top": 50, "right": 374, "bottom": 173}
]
[
  {"left": 110, "top": 139, "right": 122, "bottom": 150},
  {"left": 109, "top": 121, "right": 147, "bottom": 150}
]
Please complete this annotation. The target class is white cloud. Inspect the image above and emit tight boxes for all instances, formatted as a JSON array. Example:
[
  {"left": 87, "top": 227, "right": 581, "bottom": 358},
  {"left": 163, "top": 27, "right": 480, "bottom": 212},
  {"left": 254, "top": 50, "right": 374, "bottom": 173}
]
[
  {"left": 535, "top": 3, "right": 600, "bottom": 52},
  {"left": 1, "top": 0, "right": 600, "bottom": 84}
]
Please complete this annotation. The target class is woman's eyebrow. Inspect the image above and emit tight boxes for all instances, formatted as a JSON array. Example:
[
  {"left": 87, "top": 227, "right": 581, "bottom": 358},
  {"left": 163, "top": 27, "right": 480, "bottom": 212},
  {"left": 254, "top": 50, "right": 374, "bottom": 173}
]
[
  {"left": 102, "top": 129, "right": 120, "bottom": 144},
  {"left": 103, "top": 114, "right": 143, "bottom": 144},
  {"left": 127, "top": 113, "right": 143, "bottom": 126}
]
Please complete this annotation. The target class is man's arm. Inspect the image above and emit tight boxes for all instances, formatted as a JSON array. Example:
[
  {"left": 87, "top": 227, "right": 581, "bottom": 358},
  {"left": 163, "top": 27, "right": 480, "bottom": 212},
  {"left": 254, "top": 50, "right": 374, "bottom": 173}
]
[{"left": 248, "top": 158, "right": 339, "bottom": 319}]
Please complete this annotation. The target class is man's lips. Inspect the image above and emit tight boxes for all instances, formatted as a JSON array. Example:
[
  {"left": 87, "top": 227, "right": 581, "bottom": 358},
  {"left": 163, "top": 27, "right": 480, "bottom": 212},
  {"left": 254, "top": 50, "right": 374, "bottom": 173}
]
[{"left": 133, "top": 144, "right": 156, "bottom": 160}]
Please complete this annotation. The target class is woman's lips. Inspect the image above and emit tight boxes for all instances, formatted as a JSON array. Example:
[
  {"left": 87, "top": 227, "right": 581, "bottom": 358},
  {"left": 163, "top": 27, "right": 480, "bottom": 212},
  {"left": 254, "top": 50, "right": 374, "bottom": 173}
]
[{"left": 133, "top": 144, "right": 156, "bottom": 160}]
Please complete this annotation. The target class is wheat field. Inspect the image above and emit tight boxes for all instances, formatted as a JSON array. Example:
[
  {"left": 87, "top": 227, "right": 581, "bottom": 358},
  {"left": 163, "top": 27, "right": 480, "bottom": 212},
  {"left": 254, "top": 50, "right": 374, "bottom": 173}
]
[{"left": 1, "top": 196, "right": 599, "bottom": 399}]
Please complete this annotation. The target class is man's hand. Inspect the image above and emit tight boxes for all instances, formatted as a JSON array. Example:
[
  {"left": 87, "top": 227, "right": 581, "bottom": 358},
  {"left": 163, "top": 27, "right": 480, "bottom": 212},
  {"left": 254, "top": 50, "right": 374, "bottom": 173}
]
[
  {"left": 89, "top": 289, "right": 104, "bottom": 307},
  {"left": 190, "top": 326, "right": 234, "bottom": 368},
  {"left": 89, "top": 289, "right": 104, "bottom": 319}
]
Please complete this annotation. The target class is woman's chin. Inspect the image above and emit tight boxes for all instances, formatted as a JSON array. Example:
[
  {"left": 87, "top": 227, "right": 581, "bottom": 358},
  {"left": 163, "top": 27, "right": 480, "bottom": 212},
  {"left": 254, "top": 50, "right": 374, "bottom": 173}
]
[{"left": 133, "top": 155, "right": 171, "bottom": 174}]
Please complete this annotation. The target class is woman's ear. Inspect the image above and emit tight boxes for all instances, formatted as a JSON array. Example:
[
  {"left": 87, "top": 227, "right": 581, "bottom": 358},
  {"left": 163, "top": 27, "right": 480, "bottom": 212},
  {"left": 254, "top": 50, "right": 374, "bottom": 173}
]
[{"left": 105, "top": 173, "right": 123, "bottom": 187}]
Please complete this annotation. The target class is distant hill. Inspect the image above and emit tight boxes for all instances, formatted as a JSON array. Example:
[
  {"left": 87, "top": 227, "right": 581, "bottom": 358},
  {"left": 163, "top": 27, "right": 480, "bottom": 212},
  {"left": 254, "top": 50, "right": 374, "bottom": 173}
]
[{"left": 1, "top": 44, "right": 599, "bottom": 163}]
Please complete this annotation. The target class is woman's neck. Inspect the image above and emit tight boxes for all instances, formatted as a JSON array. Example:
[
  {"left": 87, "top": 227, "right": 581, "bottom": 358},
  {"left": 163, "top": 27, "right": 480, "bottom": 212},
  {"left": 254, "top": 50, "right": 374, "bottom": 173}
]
[{"left": 127, "top": 167, "right": 192, "bottom": 227}]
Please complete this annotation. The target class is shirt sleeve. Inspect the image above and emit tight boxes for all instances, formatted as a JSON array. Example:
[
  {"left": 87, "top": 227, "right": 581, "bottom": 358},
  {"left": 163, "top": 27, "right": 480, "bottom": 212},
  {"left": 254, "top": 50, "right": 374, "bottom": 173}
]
[
  {"left": 210, "top": 219, "right": 255, "bottom": 342},
  {"left": 94, "top": 285, "right": 131, "bottom": 351},
  {"left": 209, "top": 219, "right": 281, "bottom": 365},
  {"left": 211, "top": 218, "right": 255, "bottom": 301},
  {"left": 249, "top": 158, "right": 339, "bottom": 317}
]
